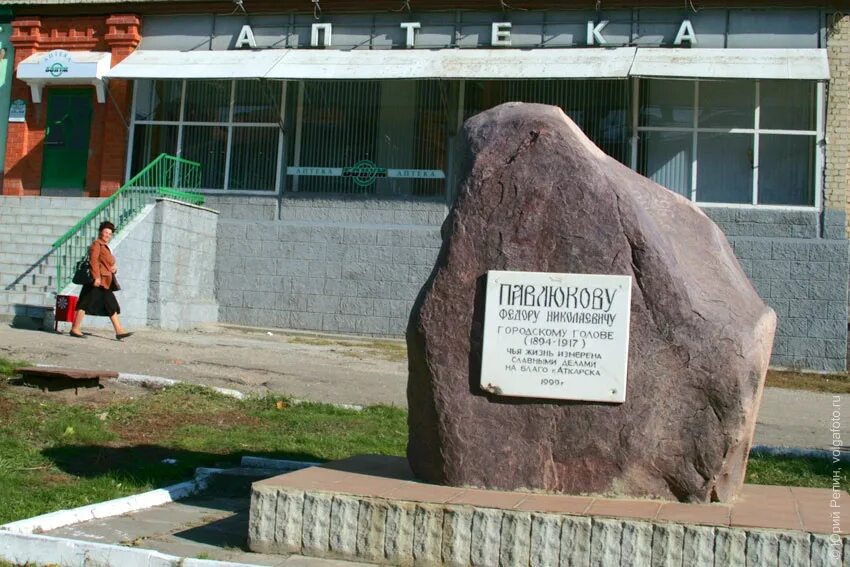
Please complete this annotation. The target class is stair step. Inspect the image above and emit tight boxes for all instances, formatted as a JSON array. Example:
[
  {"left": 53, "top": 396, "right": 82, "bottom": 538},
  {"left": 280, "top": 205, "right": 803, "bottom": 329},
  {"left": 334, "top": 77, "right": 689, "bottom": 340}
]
[
  {"left": 0, "top": 252, "right": 56, "bottom": 264},
  {"left": 0, "top": 215, "right": 87, "bottom": 227},
  {"left": 0, "top": 234, "right": 60, "bottom": 246},
  {"left": 0, "top": 269, "right": 54, "bottom": 283},
  {"left": 0, "top": 294, "right": 54, "bottom": 311},
  {"left": 0, "top": 196, "right": 104, "bottom": 208}
]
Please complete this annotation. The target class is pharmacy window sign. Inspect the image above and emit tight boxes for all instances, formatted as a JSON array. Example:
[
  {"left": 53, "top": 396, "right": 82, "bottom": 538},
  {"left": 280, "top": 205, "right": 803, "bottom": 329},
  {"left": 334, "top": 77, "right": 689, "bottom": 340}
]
[
  {"left": 287, "top": 161, "right": 445, "bottom": 187},
  {"left": 42, "top": 50, "right": 72, "bottom": 78}
]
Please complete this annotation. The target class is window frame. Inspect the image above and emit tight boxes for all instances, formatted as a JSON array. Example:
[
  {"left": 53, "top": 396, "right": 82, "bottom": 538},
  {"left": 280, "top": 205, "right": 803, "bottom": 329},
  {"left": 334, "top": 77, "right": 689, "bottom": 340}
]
[
  {"left": 126, "top": 79, "right": 287, "bottom": 195},
  {"left": 632, "top": 77, "right": 824, "bottom": 211}
]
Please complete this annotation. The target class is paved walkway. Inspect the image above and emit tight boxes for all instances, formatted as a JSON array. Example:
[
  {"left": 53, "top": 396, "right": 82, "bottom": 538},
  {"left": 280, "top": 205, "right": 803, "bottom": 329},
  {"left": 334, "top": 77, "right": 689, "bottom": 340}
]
[
  {"left": 46, "top": 495, "right": 368, "bottom": 566},
  {"left": 0, "top": 323, "right": 843, "bottom": 450}
]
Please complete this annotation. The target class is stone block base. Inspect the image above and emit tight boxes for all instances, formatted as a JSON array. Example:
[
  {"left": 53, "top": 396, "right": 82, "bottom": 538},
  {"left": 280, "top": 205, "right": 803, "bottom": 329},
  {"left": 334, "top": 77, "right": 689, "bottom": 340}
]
[{"left": 248, "top": 456, "right": 847, "bottom": 566}]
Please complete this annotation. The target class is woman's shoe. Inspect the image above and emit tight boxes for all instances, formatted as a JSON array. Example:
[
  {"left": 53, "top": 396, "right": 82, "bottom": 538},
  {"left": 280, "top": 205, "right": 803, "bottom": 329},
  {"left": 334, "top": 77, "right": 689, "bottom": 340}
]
[
  {"left": 69, "top": 330, "right": 86, "bottom": 339},
  {"left": 116, "top": 332, "right": 134, "bottom": 340}
]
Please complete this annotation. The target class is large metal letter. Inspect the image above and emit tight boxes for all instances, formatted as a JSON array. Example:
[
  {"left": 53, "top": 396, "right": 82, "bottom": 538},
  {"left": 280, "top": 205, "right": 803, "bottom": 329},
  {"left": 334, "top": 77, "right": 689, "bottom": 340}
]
[
  {"left": 311, "top": 23, "right": 332, "bottom": 47},
  {"left": 400, "top": 22, "right": 421, "bottom": 48},
  {"left": 674, "top": 20, "right": 698, "bottom": 45},
  {"left": 235, "top": 24, "right": 257, "bottom": 48},
  {"left": 492, "top": 22, "right": 512, "bottom": 46},
  {"left": 587, "top": 20, "right": 608, "bottom": 45}
]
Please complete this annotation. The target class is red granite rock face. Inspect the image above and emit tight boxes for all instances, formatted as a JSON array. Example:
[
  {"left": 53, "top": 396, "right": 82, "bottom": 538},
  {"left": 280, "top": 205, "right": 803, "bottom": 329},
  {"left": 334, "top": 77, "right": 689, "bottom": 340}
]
[{"left": 406, "top": 103, "right": 776, "bottom": 503}]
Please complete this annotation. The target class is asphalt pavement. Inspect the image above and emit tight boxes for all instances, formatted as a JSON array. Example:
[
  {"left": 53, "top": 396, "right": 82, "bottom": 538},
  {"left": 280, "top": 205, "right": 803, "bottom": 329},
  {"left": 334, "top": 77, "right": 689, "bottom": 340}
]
[{"left": 0, "top": 323, "right": 843, "bottom": 450}]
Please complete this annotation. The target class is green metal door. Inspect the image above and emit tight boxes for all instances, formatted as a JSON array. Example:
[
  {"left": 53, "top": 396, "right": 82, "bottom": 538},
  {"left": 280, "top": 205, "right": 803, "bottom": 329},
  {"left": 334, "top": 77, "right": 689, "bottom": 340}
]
[{"left": 41, "top": 88, "right": 93, "bottom": 193}]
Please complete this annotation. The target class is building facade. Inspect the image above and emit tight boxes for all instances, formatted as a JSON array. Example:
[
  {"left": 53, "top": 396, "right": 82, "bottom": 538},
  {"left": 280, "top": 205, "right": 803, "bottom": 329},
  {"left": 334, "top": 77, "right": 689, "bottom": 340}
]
[{"left": 2, "top": 1, "right": 848, "bottom": 371}]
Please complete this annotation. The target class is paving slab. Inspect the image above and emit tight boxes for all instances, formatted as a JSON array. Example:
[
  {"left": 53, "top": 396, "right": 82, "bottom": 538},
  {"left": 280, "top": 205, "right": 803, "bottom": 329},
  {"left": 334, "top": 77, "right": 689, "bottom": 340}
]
[{"left": 45, "top": 494, "right": 371, "bottom": 567}]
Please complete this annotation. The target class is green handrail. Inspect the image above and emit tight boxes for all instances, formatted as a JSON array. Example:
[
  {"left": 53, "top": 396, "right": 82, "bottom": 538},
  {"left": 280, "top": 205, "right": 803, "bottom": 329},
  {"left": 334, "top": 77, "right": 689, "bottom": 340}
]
[{"left": 52, "top": 153, "right": 205, "bottom": 291}]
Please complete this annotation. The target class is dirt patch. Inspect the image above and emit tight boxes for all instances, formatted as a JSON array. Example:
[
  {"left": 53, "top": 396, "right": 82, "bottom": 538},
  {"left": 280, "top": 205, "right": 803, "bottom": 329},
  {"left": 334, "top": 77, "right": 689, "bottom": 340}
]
[
  {"left": 111, "top": 408, "right": 260, "bottom": 445},
  {"left": 766, "top": 369, "right": 850, "bottom": 394},
  {"left": 4, "top": 379, "right": 146, "bottom": 409}
]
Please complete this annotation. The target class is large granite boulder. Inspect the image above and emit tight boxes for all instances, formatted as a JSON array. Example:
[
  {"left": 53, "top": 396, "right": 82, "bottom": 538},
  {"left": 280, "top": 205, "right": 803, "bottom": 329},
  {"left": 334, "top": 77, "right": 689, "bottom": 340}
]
[{"left": 406, "top": 103, "right": 776, "bottom": 503}]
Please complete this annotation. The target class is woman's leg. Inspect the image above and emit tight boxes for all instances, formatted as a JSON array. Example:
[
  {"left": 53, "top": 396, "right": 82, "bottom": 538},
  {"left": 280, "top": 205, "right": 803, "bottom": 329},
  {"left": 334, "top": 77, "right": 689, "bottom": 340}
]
[
  {"left": 70, "top": 309, "right": 85, "bottom": 334},
  {"left": 109, "top": 313, "right": 127, "bottom": 335}
]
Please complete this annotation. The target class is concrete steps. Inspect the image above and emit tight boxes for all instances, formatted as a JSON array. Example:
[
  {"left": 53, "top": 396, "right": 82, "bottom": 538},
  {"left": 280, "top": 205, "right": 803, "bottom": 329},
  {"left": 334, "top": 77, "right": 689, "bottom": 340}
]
[{"left": 0, "top": 197, "right": 103, "bottom": 328}]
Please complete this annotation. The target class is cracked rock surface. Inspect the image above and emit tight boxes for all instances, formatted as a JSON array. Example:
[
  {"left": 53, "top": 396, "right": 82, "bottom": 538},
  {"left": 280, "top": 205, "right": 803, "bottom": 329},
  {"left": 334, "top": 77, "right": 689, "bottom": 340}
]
[{"left": 406, "top": 102, "right": 776, "bottom": 503}]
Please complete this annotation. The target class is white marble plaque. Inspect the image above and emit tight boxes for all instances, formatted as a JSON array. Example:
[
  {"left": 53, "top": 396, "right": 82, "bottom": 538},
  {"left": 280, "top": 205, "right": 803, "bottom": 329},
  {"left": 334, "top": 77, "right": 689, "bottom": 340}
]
[{"left": 481, "top": 270, "right": 632, "bottom": 403}]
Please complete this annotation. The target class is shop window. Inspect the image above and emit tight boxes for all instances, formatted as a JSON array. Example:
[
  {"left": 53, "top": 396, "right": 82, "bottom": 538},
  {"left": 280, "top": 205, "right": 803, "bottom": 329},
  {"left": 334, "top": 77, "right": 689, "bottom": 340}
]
[
  {"left": 637, "top": 78, "right": 820, "bottom": 207},
  {"left": 130, "top": 124, "right": 178, "bottom": 174},
  {"left": 129, "top": 80, "right": 282, "bottom": 192},
  {"left": 134, "top": 80, "right": 181, "bottom": 121},
  {"left": 286, "top": 80, "right": 448, "bottom": 197},
  {"left": 230, "top": 127, "right": 279, "bottom": 191},
  {"left": 181, "top": 125, "right": 227, "bottom": 189},
  {"left": 638, "top": 131, "right": 691, "bottom": 198}
]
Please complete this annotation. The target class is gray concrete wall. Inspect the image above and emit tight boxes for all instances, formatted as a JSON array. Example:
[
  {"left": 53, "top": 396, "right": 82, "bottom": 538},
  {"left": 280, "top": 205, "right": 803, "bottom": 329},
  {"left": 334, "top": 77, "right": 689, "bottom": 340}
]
[
  {"left": 213, "top": 198, "right": 847, "bottom": 372},
  {"left": 148, "top": 199, "right": 220, "bottom": 331},
  {"left": 704, "top": 208, "right": 849, "bottom": 373},
  {"left": 214, "top": 196, "right": 444, "bottom": 336}
]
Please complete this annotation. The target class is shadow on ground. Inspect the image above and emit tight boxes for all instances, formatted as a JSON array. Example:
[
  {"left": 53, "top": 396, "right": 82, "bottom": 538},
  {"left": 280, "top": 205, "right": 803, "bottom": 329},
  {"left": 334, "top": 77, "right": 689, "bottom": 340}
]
[{"left": 42, "top": 445, "right": 324, "bottom": 490}]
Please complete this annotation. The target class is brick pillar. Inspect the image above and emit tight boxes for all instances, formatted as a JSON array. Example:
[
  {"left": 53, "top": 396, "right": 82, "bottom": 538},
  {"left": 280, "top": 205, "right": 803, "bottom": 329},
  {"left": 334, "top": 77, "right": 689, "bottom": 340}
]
[
  {"left": 826, "top": 13, "right": 850, "bottom": 237},
  {"left": 100, "top": 14, "right": 141, "bottom": 197},
  {"left": 3, "top": 18, "right": 42, "bottom": 196}
]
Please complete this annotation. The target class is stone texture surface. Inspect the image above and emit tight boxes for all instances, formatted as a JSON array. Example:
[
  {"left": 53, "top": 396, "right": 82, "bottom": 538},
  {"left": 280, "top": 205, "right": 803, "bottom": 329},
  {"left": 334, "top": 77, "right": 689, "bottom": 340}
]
[
  {"left": 407, "top": 102, "right": 777, "bottom": 502},
  {"left": 245, "top": 483, "right": 845, "bottom": 566}
]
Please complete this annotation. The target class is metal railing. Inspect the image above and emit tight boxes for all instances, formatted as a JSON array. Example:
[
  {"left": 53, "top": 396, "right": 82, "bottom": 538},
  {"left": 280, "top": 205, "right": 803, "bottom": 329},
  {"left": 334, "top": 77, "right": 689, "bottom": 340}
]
[{"left": 51, "top": 154, "right": 204, "bottom": 291}]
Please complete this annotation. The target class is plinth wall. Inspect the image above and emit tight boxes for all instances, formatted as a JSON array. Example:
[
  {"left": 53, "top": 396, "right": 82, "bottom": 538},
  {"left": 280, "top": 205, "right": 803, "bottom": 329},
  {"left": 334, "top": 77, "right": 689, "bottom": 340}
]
[{"left": 247, "top": 457, "right": 848, "bottom": 567}]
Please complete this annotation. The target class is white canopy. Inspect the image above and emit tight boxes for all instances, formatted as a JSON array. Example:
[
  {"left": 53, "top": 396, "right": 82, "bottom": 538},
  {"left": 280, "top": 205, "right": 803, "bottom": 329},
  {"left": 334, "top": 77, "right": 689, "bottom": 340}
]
[
  {"left": 106, "top": 48, "right": 638, "bottom": 80},
  {"left": 104, "top": 49, "right": 286, "bottom": 79},
  {"left": 630, "top": 48, "right": 830, "bottom": 80},
  {"left": 104, "top": 47, "right": 830, "bottom": 82},
  {"left": 17, "top": 50, "right": 112, "bottom": 103},
  {"left": 265, "top": 48, "right": 637, "bottom": 80}
]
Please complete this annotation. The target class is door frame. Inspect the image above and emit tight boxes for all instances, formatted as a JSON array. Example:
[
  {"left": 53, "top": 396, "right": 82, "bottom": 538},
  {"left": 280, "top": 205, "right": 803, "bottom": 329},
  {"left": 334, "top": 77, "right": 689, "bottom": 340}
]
[{"left": 41, "top": 86, "right": 94, "bottom": 196}]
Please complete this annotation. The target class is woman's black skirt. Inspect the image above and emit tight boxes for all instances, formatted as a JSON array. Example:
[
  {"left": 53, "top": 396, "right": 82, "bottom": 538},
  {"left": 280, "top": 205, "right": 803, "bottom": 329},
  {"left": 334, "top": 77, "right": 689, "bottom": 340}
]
[{"left": 77, "top": 285, "right": 121, "bottom": 317}]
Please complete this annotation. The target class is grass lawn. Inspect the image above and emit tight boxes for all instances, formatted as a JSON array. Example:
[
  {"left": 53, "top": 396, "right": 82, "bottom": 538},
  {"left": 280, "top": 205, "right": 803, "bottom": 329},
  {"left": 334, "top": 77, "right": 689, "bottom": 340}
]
[{"left": 0, "top": 357, "right": 846, "bottom": 525}]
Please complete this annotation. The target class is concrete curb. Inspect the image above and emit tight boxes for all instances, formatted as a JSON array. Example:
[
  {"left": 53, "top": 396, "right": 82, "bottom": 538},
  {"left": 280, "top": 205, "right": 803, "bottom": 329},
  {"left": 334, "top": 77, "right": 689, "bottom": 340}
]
[
  {"left": 114, "top": 372, "right": 246, "bottom": 400},
  {"left": 0, "top": 458, "right": 319, "bottom": 566},
  {"left": 0, "top": 468, "right": 222, "bottom": 535},
  {"left": 0, "top": 457, "right": 314, "bottom": 537},
  {"left": 0, "top": 531, "right": 265, "bottom": 567}
]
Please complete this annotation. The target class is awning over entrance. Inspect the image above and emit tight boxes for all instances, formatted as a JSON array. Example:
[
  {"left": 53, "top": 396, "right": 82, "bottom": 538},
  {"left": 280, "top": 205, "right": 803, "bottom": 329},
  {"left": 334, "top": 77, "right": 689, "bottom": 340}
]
[
  {"left": 105, "top": 47, "right": 830, "bottom": 82},
  {"left": 630, "top": 48, "right": 830, "bottom": 80},
  {"left": 17, "top": 50, "right": 112, "bottom": 103},
  {"left": 104, "top": 49, "right": 286, "bottom": 79}
]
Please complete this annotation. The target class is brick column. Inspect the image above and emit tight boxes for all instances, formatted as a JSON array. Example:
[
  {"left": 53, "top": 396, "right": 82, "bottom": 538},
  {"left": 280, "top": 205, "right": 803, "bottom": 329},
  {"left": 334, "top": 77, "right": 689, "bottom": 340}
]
[
  {"left": 826, "top": 13, "right": 850, "bottom": 237},
  {"left": 3, "top": 18, "right": 42, "bottom": 195},
  {"left": 100, "top": 14, "right": 141, "bottom": 197}
]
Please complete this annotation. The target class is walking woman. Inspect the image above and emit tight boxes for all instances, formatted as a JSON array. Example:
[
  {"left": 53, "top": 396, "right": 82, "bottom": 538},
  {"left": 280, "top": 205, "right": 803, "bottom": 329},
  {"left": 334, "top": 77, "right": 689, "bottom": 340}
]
[{"left": 69, "top": 221, "right": 133, "bottom": 340}]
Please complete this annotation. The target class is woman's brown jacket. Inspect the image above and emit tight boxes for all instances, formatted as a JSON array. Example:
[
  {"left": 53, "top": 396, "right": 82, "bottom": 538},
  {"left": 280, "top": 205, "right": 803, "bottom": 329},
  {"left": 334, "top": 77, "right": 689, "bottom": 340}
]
[{"left": 89, "top": 239, "right": 115, "bottom": 289}]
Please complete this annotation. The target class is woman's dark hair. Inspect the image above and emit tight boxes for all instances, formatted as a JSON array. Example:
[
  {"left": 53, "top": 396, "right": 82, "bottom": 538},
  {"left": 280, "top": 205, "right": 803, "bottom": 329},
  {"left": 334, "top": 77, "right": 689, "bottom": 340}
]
[{"left": 98, "top": 221, "right": 116, "bottom": 233}]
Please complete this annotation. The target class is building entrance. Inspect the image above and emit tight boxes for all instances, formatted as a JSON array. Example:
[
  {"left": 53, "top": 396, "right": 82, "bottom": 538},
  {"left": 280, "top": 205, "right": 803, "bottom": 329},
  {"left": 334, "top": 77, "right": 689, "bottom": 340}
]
[{"left": 41, "top": 88, "right": 92, "bottom": 195}]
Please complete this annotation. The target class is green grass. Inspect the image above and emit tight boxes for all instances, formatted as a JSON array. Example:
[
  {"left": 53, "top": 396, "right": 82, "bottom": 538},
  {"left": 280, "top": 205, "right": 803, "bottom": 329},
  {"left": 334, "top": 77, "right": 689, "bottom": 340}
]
[
  {"left": 0, "top": 376, "right": 406, "bottom": 524},
  {"left": 0, "top": 356, "right": 846, "bottom": 526},
  {"left": 747, "top": 454, "right": 848, "bottom": 491},
  {"left": 0, "top": 357, "right": 29, "bottom": 377}
]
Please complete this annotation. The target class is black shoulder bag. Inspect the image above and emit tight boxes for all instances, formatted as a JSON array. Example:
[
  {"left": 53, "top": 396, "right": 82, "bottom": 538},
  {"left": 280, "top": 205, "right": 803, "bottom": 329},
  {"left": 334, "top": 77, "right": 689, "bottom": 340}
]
[{"left": 72, "top": 257, "right": 94, "bottom": 286}]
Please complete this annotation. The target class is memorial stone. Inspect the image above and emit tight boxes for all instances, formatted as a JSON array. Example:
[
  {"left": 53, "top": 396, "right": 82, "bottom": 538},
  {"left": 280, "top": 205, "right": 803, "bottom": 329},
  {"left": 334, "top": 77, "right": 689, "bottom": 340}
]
[{"left": 406, "top": 102, "right": 776, "bottom": 503}]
